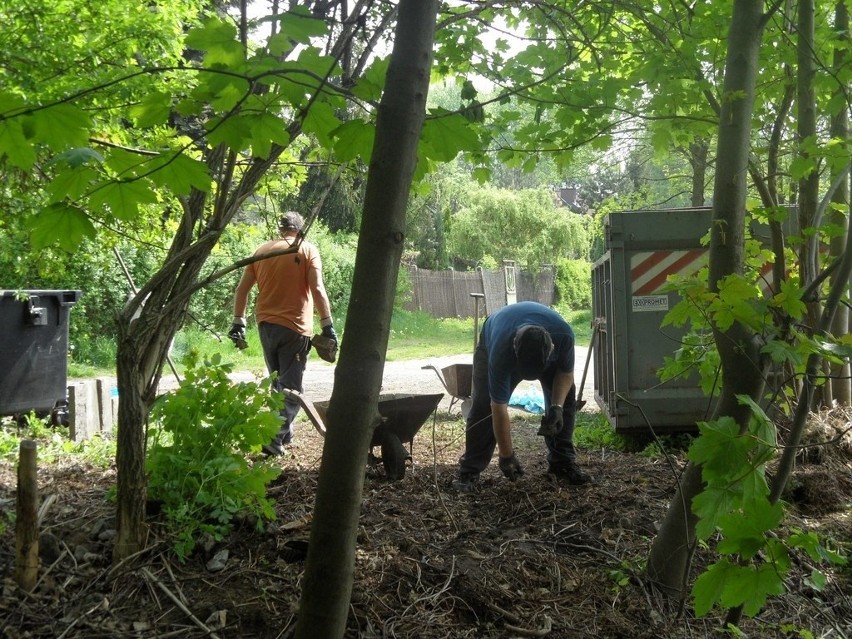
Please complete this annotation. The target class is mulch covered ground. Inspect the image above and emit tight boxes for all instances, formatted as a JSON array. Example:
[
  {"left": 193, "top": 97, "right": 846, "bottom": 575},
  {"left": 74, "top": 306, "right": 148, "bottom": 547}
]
[{"left": 0, "top": 405, "right": 850, "bottom": 638}]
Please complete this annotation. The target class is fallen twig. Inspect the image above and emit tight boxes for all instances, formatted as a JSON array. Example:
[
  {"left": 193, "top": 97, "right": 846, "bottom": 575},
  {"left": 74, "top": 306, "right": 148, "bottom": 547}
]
[
  {"left": 505, "top": 615, "right": 553, "bottom": 637},
  {"left": 141, "top": 567, "right": 222, "bottom": 639},
  {"left": 486, "top": 601, "right": 553, "bottom": 637}
]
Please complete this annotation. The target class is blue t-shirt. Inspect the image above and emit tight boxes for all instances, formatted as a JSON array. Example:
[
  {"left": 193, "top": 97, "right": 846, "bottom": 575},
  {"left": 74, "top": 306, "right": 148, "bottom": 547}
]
[{"left": 481, "top": 301, "right": 575, "bottom": 404}]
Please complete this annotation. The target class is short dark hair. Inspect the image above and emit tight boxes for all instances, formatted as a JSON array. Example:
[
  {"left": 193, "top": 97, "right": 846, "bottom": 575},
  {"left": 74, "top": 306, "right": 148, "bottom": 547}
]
[
  {"left": 513, "top": 325, "right": 553, "bottom": 380},
  {"left": 279, "top": 211, "right": 304, "bottom": 232}
]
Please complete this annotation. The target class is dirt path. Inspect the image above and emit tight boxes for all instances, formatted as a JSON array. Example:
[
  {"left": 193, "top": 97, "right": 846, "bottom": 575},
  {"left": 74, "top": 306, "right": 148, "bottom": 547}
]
[{"left": 301, "top": 344, "right": 593, "bottom": 411}]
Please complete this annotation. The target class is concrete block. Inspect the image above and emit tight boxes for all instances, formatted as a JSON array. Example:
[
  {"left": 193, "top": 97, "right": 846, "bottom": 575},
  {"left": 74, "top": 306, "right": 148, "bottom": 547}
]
[
  {"left": 68, "top": 381, "right": 98, "bottom": 442},
  {"left": 96, "top": 377, "right": 115, "bottom": 434}
]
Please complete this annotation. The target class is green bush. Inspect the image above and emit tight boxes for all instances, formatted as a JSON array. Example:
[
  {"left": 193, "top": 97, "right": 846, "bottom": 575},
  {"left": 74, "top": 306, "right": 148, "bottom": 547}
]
[
  {"left": 146, "top": 354, "right": 283, "bottom": 560},
  {"left": 555, "top": 258, "right": 592, "bottom": 311},
  {"left": 573, "top": 412, "right": 628, "bottom": 451}
]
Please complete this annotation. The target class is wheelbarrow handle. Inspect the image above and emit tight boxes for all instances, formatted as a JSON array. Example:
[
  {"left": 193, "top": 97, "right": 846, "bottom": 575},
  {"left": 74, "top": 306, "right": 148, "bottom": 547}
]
[
  {"left": 421, "top": 364, "right": 451, "bottom": 394},
  {"left": 576, "top": 319, "right": 602, "bottom": 407},
  {"left": 283, "top": 388, "right": 327, "bottom": 437}
]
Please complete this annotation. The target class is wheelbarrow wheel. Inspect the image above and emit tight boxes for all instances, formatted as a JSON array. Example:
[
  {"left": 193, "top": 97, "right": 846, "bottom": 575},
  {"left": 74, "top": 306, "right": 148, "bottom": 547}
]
[{"left": 380, "top": 431, "right": 409, "bottom": 481}]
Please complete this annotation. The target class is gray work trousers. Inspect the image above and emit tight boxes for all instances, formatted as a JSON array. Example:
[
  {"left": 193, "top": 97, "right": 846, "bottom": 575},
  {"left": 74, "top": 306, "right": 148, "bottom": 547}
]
[{"left": 258, "top": 322, "right": 311, "bottom": 447}]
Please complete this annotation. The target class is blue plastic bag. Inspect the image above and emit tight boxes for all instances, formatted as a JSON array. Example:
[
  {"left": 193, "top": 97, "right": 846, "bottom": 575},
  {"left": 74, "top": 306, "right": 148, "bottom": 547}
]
[{"left": 509, "top": 383, "right": 545, "bottom": 414}]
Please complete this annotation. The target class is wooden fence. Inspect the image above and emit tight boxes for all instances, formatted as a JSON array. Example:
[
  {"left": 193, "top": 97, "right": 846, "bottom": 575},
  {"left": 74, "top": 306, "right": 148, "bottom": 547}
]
[{"left": 404, "top": 263, "right": 555, "bottom": 318}]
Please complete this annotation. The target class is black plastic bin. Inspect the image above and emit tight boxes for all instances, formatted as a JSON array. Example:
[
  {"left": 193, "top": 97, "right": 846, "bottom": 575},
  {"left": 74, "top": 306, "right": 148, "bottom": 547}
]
[{"left": 0, "top": 289, "right": 82, "bottom": 418}]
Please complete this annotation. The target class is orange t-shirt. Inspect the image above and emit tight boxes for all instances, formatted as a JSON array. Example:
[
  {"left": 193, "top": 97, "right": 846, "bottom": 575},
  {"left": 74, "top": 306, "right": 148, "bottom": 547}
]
[{"left": 249, "top": 237, "right": 321, "bottom": 337}]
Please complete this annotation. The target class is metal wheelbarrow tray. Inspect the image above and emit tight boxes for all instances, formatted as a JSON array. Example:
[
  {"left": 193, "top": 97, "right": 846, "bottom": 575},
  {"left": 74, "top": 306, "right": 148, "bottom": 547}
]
[
  {"left": 422, "top": 363, "right": 472, "bottom": 415},
  {"left": 288, "top": 391, "right": 443, "bottom": 480}
]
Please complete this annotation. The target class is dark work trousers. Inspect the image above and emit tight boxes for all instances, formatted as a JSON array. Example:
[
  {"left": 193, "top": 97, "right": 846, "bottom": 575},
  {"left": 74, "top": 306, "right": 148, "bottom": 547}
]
[
  {"left": 258, "top": 322, "right": 311, "bottom": 447},
  {"left": 458, "top": 339, "right": 578, "bottom": 475}
]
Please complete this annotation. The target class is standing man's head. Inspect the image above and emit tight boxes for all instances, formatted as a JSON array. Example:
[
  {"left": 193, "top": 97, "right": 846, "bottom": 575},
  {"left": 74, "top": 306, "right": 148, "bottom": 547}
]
[
  {"left": 513, "top": 325, "right": 553, "bottom": 380},
  {"left": 278, "top": 211, "right": 305, "bottom": 236}
]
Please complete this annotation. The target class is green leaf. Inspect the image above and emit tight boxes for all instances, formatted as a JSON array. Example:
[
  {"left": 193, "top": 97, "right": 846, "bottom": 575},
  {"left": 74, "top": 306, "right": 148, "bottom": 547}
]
[
  {"left": 688, "top": 417, "right": 753, "bottom": 480},
  {"left": 51, "top": 147, "right": 104, "bottom": 169},
  {"left": 761, "top": 338, "right": 803, "bottom": 367},
  {"left": 789, "top": 154, "right": 816, "bottom": 180},
  {"left": 770, "top": 278, "right": 806, "bottom": 319},
  {"left": 693, "top": 559, "right": 737, "bottom": 616},
  {"left": 420, "top": 111, "right": 480, "bottom": 162},
  {"left": 29, "top": 104, "right": 90, "bottom": 149},
  {"left": 295, "top": 47, "right": 339, "bottom": 87},
  {"left": 129, "top": 91, "right": 173, "bottom": 128},
  {"left": 28, "top": 203, "right": 96, "bottom": 251},
  {"left": 789, "top": 530, "right": 824, "bottom": 562},
  {"left": 720, "top": 563, "right": 785, "bottom": 617},
  {"left": 331, "top": 119, "right": 374, "bottom": 162},
  {"left": 717, "top": 498, "right": 783, "bottom": 558},
  {"left": 712, "top": 274, "right": 763, "bottom": 331},
  {"left": 89, "top": 179, "right": 158, "bottom": 220},
  {"left": 692, "top": 484, "right": 739, "bottom": 540},
  {"left": 301, "top": 101, "right": 342, "bottom": 148},
  {"left": 805, "top": 569, "right": 827, "bottom": 591},
  {"left": 812, "top": 335, "right": 852, "bottom": 363},
  {"left": 460, "top": 79, "right": 478, "bottom": 100},
  {"left": 736, "top": 395, "right": 776, "bottom": 454},
  {"left": 246, "top": 112, "right": 290, "bottom": 159},
  {"left": 206, "top": 115, "right": 253, "bottom": 151},
  {"left": 276, "top": 6, "right": 328, "bottom": 44},
  {"left": 350, "top": 57, "right": 389, "bottom": 102},
  {"left": 185, "top": 18, "right": 244, "bottom": 67},
  {"left": 147, "top": 153, "right": 211, "bottom": 195},
  {"left": 46, "top": 165, "right": 101, "bottom": 203},
  {"left": 0, "top": 91, "right": 27, "bottom": 115},
  {"left": 472, "top": 167, "right": 491, "bottom": 184},
  {"left": 738, "top": 465, "right": 770, "bottom": 506},
  {"left": 0, "top": 119, "right": 37, "bottom": 169}
]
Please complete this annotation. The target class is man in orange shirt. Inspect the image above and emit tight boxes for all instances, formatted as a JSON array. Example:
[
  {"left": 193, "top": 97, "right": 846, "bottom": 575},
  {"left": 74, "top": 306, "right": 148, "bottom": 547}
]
[{"left": 230, "top": 212, "right": 336, "bottom": 456}]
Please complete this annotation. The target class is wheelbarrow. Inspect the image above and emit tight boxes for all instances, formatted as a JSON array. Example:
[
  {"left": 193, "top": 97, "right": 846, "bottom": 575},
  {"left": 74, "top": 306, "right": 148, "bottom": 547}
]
[
  {"left": 286, "top": 390, "right": 443, "bottom": 481},
  {"left": 420, "top": 292, "right": 482, "bottom": 418},
  {"left": 422, "top": 363, "right": 472, "bottom": 417}
]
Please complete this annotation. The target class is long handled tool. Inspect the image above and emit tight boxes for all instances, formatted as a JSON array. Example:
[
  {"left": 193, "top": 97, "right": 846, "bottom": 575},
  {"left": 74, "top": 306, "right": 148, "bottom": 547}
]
[{"left": 575, "top": 318, "right": 601, "bottom": 412}]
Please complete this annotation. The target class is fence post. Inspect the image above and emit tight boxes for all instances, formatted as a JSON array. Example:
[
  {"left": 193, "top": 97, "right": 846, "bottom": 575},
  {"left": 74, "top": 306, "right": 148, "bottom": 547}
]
[{"left": 15, "top": 439, "right": 39, "bottom": 592}]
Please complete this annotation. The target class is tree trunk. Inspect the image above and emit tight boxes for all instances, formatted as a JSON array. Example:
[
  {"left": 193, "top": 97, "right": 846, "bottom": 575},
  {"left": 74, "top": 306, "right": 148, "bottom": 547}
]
[
  {"left": 796, "top": 0, "right": 827, "bottom": 410},
  {"left": 828, "top": 0, "right": 850, "bottom": 406},
  {"left": 689, "top": 139, "right": 708, "bottom": 207},
  {"left": 646, "top": 0, "right": 767, "bottom": 600},
  {"left": 294, "top": 2, "right": 438, "bottom": 637}
]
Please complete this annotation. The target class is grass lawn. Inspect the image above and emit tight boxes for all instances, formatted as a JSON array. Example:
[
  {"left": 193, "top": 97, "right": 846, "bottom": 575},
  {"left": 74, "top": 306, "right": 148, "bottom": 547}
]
[{"left": 68, "top": 307, "right": 593, "bottom": 378}]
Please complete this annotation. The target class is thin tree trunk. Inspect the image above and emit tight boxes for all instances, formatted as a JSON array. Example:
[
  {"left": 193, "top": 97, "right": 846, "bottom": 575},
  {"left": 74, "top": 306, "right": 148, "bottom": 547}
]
[
  {"left": 828, "top": 0, "right": 850, "bottom": 406},
  {"left": 647, "top": 0, "right": 767, "bottom": 600},
  {"left": 689, "top": 140, "right": 708, "bottom": 207},
  {"left": 796, "top": 0, "right": 826, "bottom": 410},
  {"left": 294, "top": 2, "right": 438, "bottom": 637}
]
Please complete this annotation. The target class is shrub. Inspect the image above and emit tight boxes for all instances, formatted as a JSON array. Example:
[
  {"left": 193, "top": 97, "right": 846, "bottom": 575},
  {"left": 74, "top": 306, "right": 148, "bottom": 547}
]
[
  {"left": 146, "top": 354, "right": 283, "bottom": 560},
  {"left": 555, "top": 258, "right": 592, "bottom": 310}
]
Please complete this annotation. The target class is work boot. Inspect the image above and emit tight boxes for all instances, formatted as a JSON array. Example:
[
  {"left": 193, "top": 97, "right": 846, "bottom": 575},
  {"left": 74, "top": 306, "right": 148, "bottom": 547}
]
[
  {"left": 262, "top": 443, "right": 285, "bottom": 457},
  {"left": 548, "top": 462, "right": 592, "bottom": 486},
  {"left": 451, "top": 472, "right": 480, "bottom": 493}
]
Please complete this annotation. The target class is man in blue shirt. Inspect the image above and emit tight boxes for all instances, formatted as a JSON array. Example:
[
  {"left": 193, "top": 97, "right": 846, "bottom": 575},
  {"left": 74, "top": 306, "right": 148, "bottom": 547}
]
[{"left": 453, "top": 301, "right": 592, "bottom": 492}]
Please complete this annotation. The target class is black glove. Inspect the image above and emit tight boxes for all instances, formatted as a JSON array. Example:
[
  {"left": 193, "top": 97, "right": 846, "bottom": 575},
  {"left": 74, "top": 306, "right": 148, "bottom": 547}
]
[
  {"left": 498, "top": 453, "right": 524, "bottom": 481},
  {"left": 228, "top": 319, "right": 247, "bottom": 350},
  {"left": 537, "top": 404, "right": 564, "bottom": 437},
  {"left": 321, "top": 323, "right": 337, "bottom": 342}
]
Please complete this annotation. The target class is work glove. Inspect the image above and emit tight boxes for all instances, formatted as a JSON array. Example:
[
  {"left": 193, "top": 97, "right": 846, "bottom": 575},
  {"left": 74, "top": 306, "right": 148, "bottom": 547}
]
[
  {"left": 537, "top": 404, "right": 564, "bottom": 437},
  {"left": 312, "top": 322, "right": 338, "bottom": 363},
  {"left": 321, "top": 323, "right": 337, "bottom": 342},
  {"left": 498, "top": 453, "right": 524, "bottom": 481},
  {"left": 228, "top": 318, "right": 248, "bottom": 350}
]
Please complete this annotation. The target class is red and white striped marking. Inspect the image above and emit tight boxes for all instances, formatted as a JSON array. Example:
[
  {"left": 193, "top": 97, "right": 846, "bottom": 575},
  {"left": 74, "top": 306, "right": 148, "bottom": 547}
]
[
  {"left": 630, "top": 250, "right": 707, "bottom": 295},
  {"left": 630, "top": 250, "right": 778, "bottom": 296}
]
